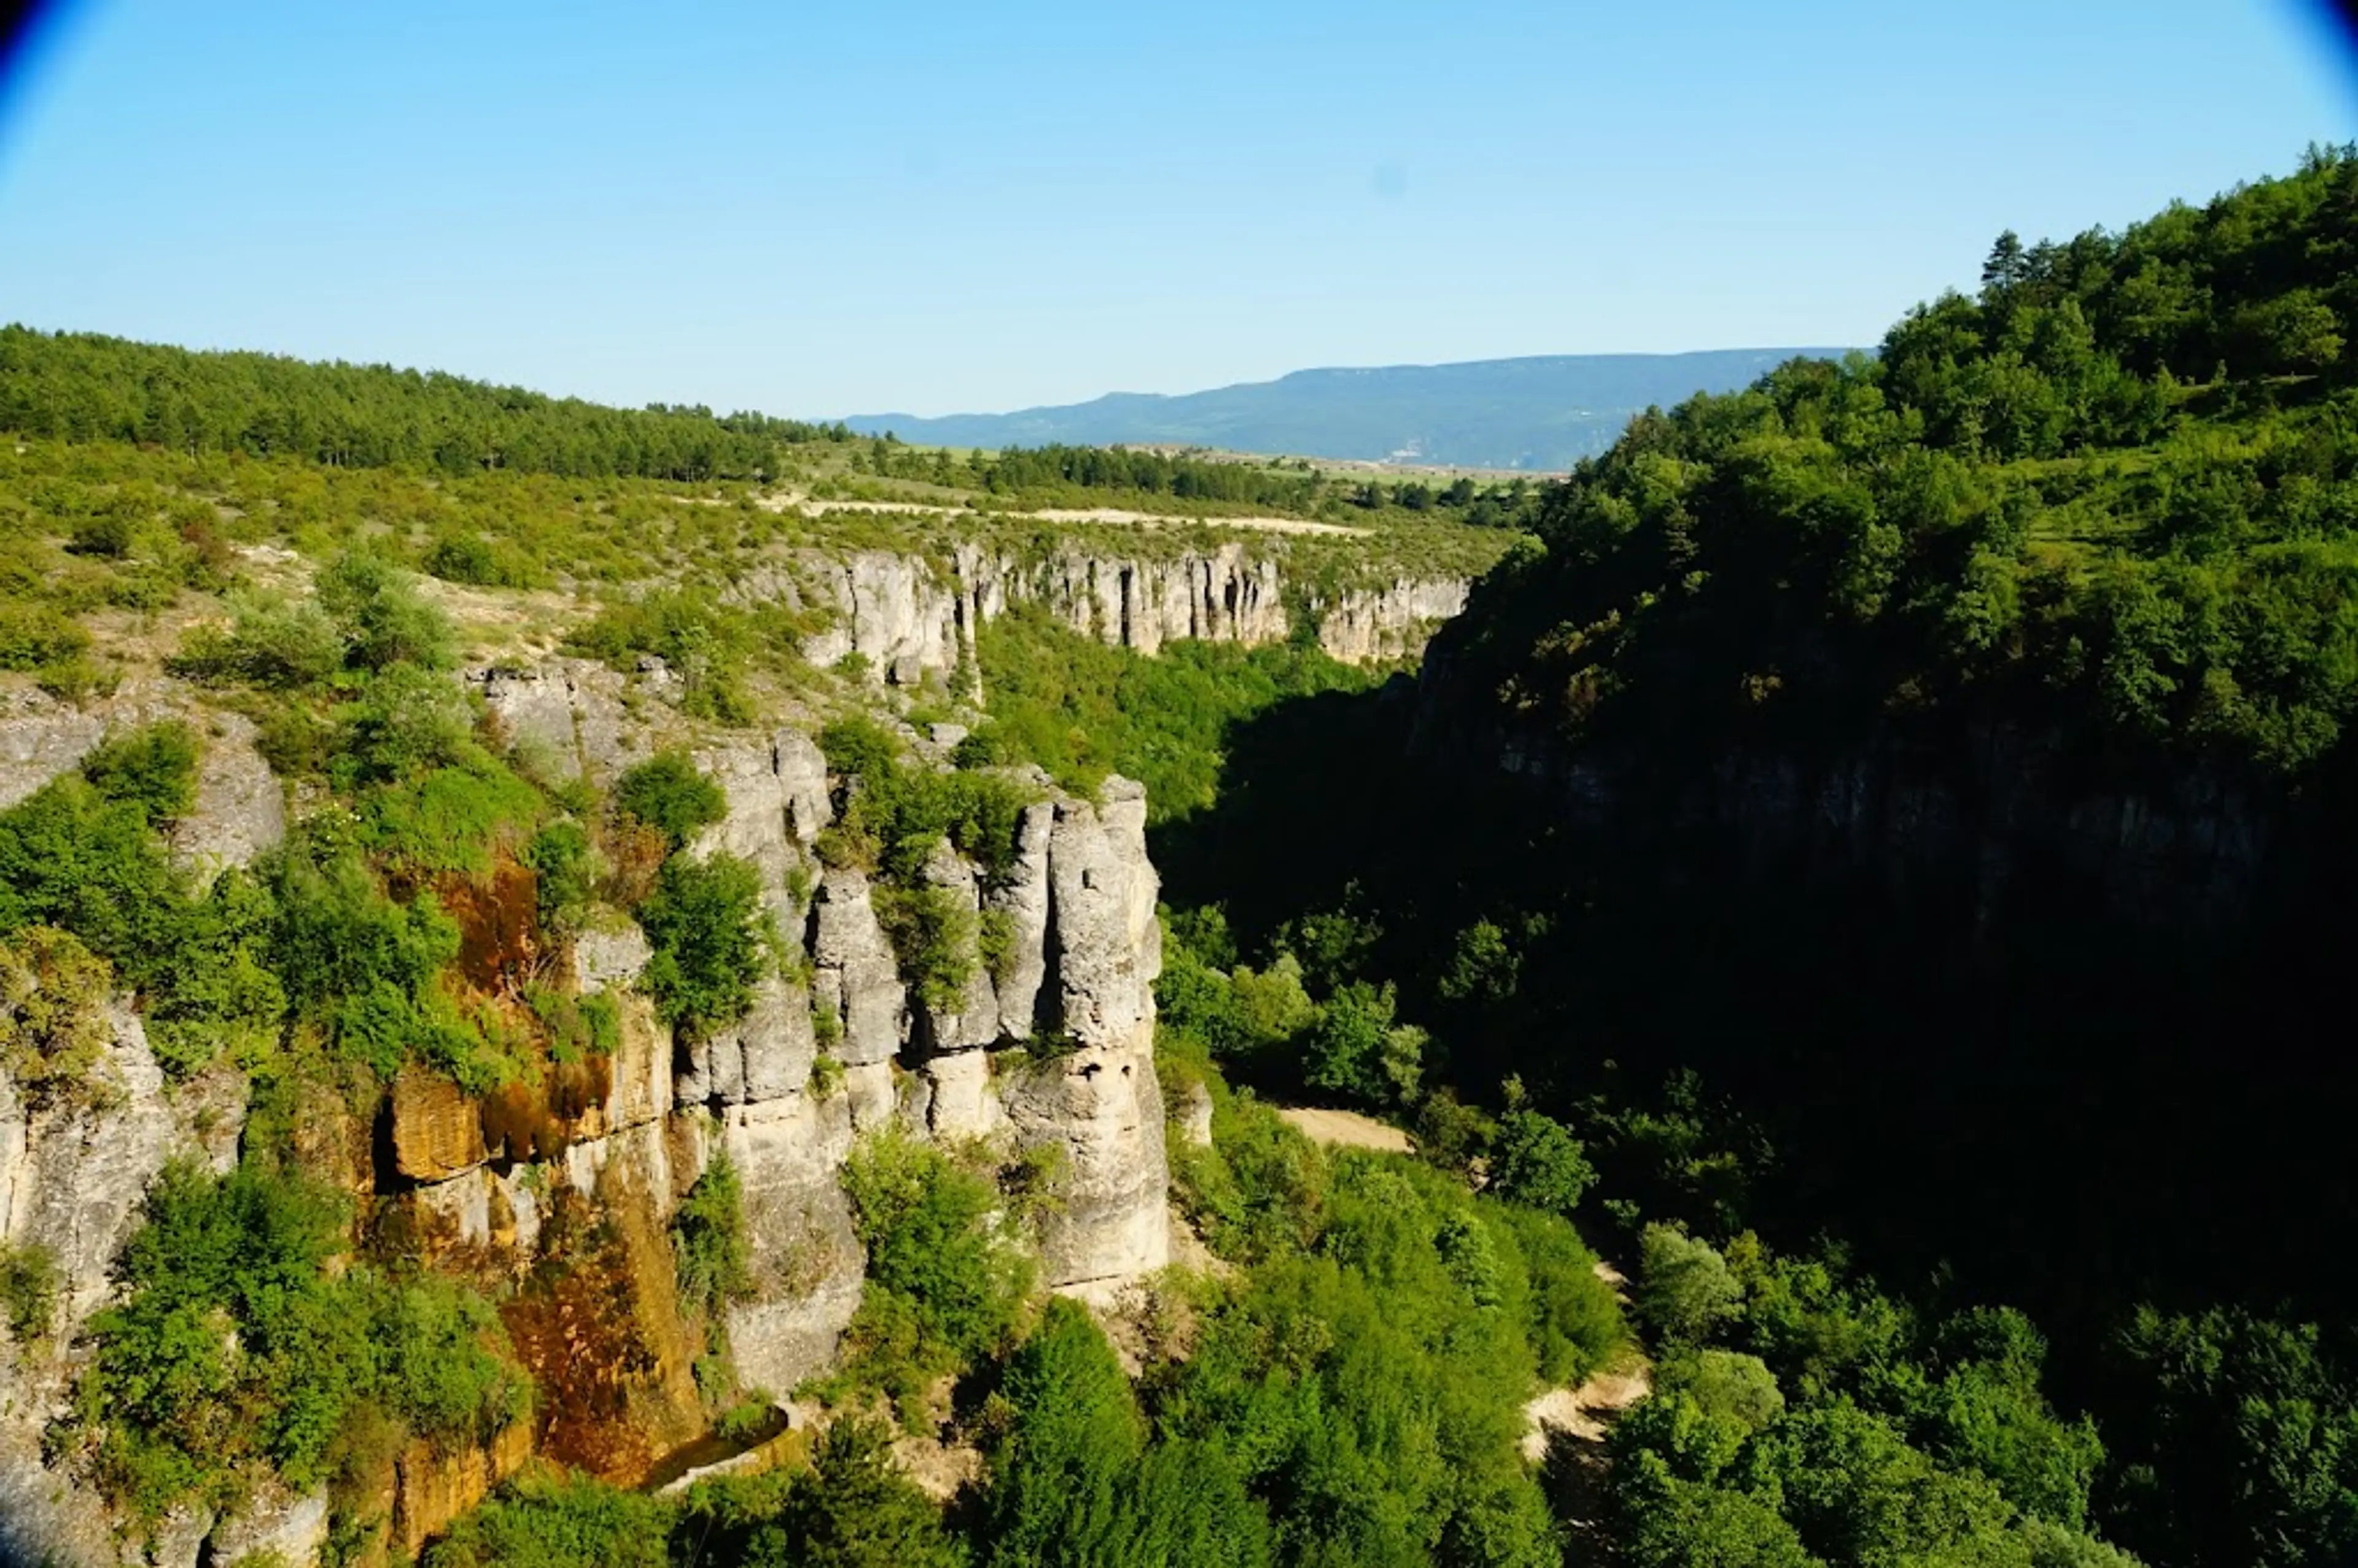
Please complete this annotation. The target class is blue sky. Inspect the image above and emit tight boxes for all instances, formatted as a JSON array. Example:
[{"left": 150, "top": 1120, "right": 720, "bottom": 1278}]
[{"left": 0, "top": 0, "right": 2351, "bottom": 417}]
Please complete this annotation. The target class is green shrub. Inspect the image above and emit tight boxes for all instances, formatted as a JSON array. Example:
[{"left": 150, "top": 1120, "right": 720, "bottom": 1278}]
[
  {"left": 80, "top": 721, "right": 200, "bottom": 825},
  {"left": 978, "top": 906, "right": 1018, "bottom": 983},
  {"left": 316, "top": 551, "right": 454, "bottom": 672},
  {"left": 672, "top": 1414, "right": 965, "bottom": 1568},
  {"left": 0, "top": 600, "right": 91, "bottom": 673},
  {"left": 526, "top": 984, "right": 622, "bottom": 1063},
  {"left": 0, "top": 925, "right": 115, "bottom": 1109},
  {"left": 1489, "top": 1100, "right": 1596, "bottom": 1218},
  {"left": 523, "top": 819, "right": 597, "bottom": 939},
  {"left": 268, "top": 833, "right": 457, "bottom": 1021},
  {"left": 836, "top": 1131, "right": 1029, "bottom": 1410},
  {"left": 674, "top": 1150, "right": 754, "bottom": 1321},
  {"left": 80, "top": 1160, "right": 526, "bottom": 1521},
  {"left": 0, "top": 775, "right": 283, "bottom": 1074},
  {"left": 637, "top": 852, "right": 766, "bottom": 1040},
  {"left": 873, "top": 882, "right": 976, "bottom": 1011},
  {"left": 169, "top": 591, "right": 343, "bottom": 690},
  {"left": 819, "top": 716, "right": 1033, "bottom": 882},
  {"left": 613, "top": 750, "right": 725, "bottom": 850},
  {"left": 426, "top": 532, "right": 538, "bottom": 588},
  {"left": 0, "top": 1240, "right": 62, "bottom": 1344},
  {"left": 335, "top": 661, "right": 481, "bottom": 786},
  {"left": 1485, "top": 1198, "right": 1625, "bottom": 1384},
  {"left": 362, "top": 756, "right": 544, "bottom": 874},
  {"left": 563, "top": 587, "right": 791, "bottom": 724},
  {"left": 68, "top": 508, "right": 134, "bottom": 559},
  {"left": 424, "top": 1471, "right": 668, "bottom": 1568},
  {"left": 1636, "top": 1223, "right": 1746, "bottom": 1349}
]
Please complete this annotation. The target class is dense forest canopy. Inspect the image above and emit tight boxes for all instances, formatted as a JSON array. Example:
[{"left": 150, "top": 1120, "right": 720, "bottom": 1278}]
[
  {"left": 0, "top": 325, "right": 854, "bottom": 479},
  {"left": 1444, "top": 141, "right": 2358, "bottom": 779}
]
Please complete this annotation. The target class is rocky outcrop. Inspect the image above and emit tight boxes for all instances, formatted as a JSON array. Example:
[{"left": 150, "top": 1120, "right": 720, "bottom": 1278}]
[
  {"left": 769, "top": 544, "right": 1468, "bottom": 684},
  {"left": 0, "top": 1015, "right": 246, "bottom": 1568},
  {"left": 0, "top": 654, "right": 1179, "bottom": 1566},
  {"left": 1316, "top": 577, "right": 1470, "bottom": 664},
  {"left": 1003, "top": 778, "right": 1169, "bottom": 1287}
]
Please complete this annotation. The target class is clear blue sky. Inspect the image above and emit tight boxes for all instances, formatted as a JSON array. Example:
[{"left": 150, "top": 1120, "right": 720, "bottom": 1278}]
[{"left": 0, "top": 0, "right": 2351, "bottom": 418}]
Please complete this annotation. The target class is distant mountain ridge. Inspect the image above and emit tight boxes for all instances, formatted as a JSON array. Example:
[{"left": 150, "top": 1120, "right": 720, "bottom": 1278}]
[{"left": 846, "top": 348, "right": 1859, "bottom": 470}]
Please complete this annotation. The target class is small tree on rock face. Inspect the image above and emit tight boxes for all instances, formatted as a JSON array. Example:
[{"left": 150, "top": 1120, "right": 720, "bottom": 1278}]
[
  {"left": 613, "top": 750, "right": 726, "bottom": 852},
  {"left": 637, "top": 852, "right": 766, "bottom": 1041}
]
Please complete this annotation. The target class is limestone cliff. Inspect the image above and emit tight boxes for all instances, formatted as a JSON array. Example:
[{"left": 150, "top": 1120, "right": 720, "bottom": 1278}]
[
  {"left": 1414, "top": 644, "right": 2274, "bottom": 939},
  {"left": 759, "top": 543, "right": 1466, "bottom": 685},
  {"left": 0, "top": 658, "right": 1173, "bottom": 1567}
]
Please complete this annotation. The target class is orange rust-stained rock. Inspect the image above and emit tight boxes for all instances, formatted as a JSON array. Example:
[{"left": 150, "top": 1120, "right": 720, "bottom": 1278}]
[
  {"left": 437, "top": 859, "right": 542, "bottom": 995},
  {"left": 392, "top": 1419, "right": 532, "bottom": 1557},
  {"left": 391, "top": 1066, "right": 488, "bottom": 1182},
  {"left": 501, "top": 1176, "right": 705, "bottom": 1486},
  {"left": 480, "top": 1052, "right": 611, "bottom": 1165}
]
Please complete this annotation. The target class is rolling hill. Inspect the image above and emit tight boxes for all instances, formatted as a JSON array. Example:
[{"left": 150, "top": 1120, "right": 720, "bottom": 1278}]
[{"left": 844, "top": 347, "right": 1858, "bottom": 470}]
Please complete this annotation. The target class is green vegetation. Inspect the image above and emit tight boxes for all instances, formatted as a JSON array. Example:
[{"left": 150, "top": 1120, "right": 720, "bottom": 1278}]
[
  {"left": 831, "top": 1131, "right": 1031, "bottom": 1419},
  {"left": 637, "top": 852, "right": 768, "bottom": 1041},
  {"left": 0, "top": 324, "right": 849, "bottom": 479},
  {"left": 1608, "top": 1240, "right": 2126, "bottom": 1568},
  {"left": 422, "top": 1470, "right": 672, "bottom": 1568},
  {"left": 817, "top": 716, "right": 1033, "bottom": 879},
  {"left": 76, "top": 1159, "right": 526, "bottom": 1523},
  {"left": 1448, "top": 143, "right": 2358, "bottom": 778},
  {"left": 0, "top": 1239, "right": 61, "bottom": 1345},
  {"left": 675, "top": 1415, "right": 966, "bottom": 1568},
  {"left": 973, "top": 605, "right": 1373, "bottom": 814},
  {"left": 0, "top": 924, "right": 116, "bottom": 1108},
  {"left": 613, "top": 750, "right": 727, "bottom": 850},
  {"left": 673, "top": 1149, "right": 754, "bottom": 1324}
]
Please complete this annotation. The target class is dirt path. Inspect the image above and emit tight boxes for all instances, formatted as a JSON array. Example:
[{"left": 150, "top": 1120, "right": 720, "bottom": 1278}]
[
  {"left": 749, "top": 491, "right": 1372, "bottom": 537},
  {"left": 1276, "top": 1105, "right": 1415, "bottom": 1153},
  {"left": 1525, "top": 1260, "right": 1648, "bottom": 1549},
  {"left": 1520, "top": 1366, "right": 1652, "bottom": 1459}
]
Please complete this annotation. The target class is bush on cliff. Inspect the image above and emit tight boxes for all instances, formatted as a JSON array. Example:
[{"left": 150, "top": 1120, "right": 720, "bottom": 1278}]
[
  {"left": 637, "top": 851, "right": 768, "bottom": 1041},
  {"left": 78, "top": 1159, "right": 527, "bottom": 1523}
]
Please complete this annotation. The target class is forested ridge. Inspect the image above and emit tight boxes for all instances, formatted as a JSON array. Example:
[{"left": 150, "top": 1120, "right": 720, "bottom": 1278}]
[{"left": 0, "top": 325, "right": 854, "bottom": 479}]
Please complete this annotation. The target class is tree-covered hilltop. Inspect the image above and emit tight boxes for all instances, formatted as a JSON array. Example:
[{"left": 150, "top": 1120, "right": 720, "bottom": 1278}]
[
  {"left": 0, "top": 325, "right": 854, "bottom": 479},
  {"left": 1441, "top": 140, "right": 2358, "bottom": 778}
]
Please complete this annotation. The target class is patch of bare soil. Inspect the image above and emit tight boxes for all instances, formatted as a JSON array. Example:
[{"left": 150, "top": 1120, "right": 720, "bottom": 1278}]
[{"left": 1275, "top": 1104, "right": 1415, "bottom": 1154}]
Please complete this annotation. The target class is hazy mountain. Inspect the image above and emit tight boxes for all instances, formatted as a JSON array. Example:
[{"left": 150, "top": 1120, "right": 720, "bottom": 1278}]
[{"left": 845, "top": 348, "right": 1858, "bottom": 470}]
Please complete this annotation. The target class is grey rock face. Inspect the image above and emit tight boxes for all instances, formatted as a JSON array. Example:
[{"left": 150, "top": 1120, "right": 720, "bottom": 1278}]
[
  {"left": 474, "top": 665, "right": 584, "bottom": 776},
  {"left": 573, "top": 924, "right": 653, "bottom": 992},
  {"left": 752, "top": 543, "right": 1467, "bottom": 686},
  {"left": 776, "top": 729, "right": 832, "bottom": 845},
  {"left": 999, "top": 1044, "right": 1169, "bottom": 1287},
  {"left": 204, "top": 1484, "right": 330, "bottom": 1568},
  {"left": 683, "top": 977, "right": 818, "bottom": 1109},
  {"left": 175, "top": 710, "right": 285, "bottom": 877},
  {"left": 714, "top": 1095, "right": 866, "bottom": 1396},
  {"left": 0, "top": 1011, "right": 245, "bottom": 1568},
  {"left": 812, "top": 870, "right": 905, "bottom": 1068},
  {"left": 987, "top": 802, "right": 1055, "bottom": 1041},
  {"left": 1043, "top": 780, "right": 1161, "bottom": 1050},
  {"left": 1316, "top": 578, "right": 1469, "bottom": 663},
  {"left": 917, "top": 844, "right": 1000, "bottom": 1054}
]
